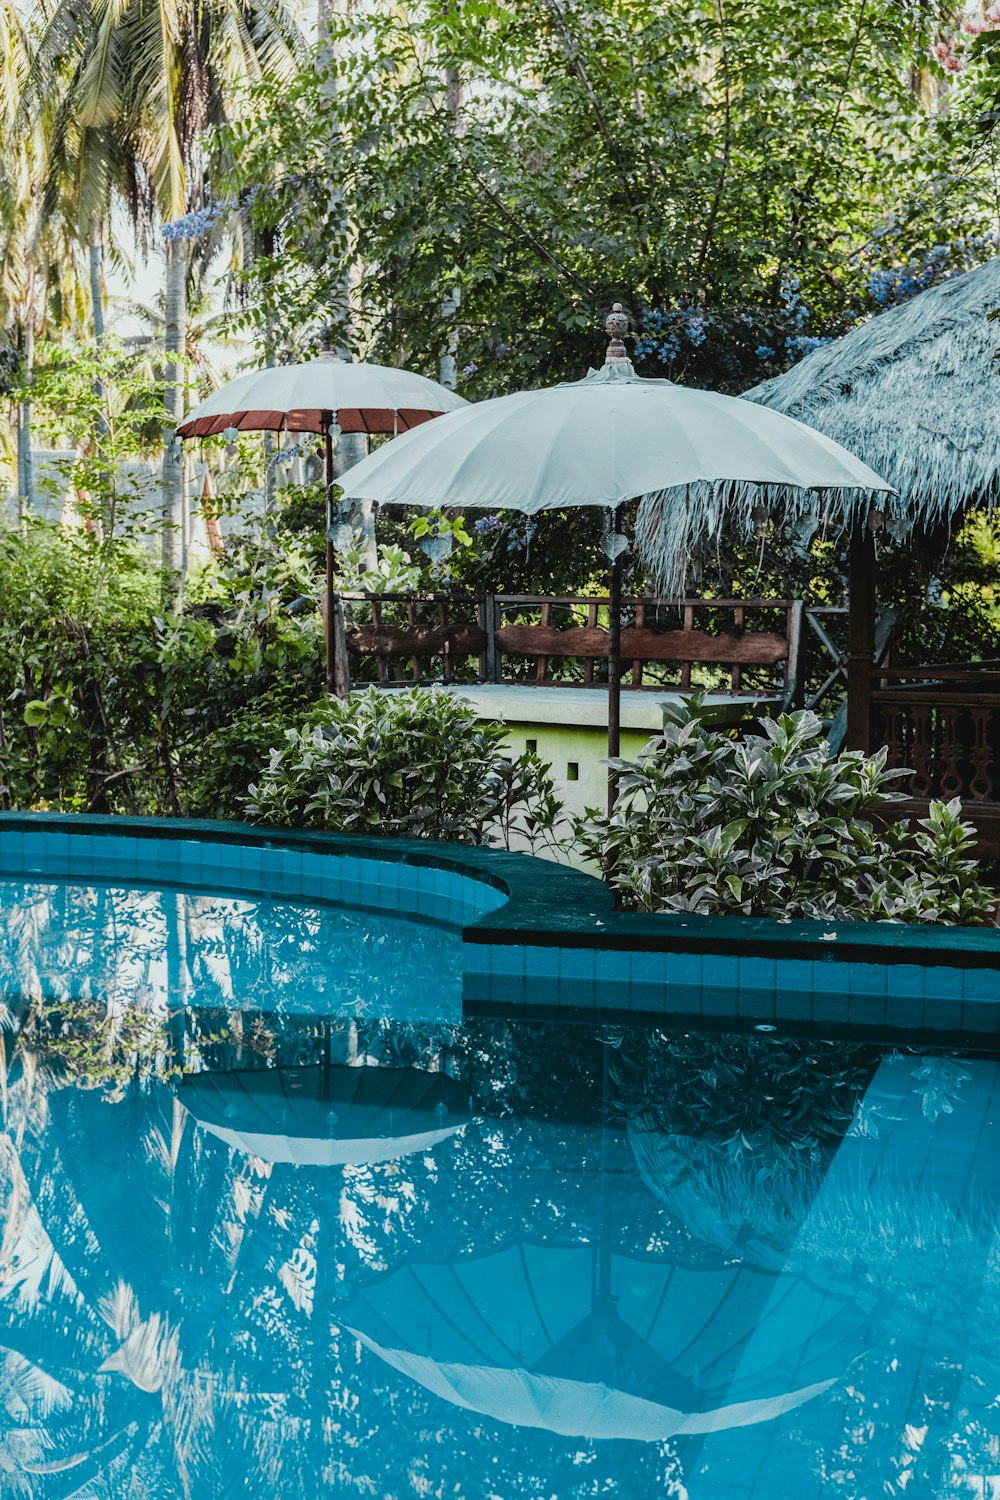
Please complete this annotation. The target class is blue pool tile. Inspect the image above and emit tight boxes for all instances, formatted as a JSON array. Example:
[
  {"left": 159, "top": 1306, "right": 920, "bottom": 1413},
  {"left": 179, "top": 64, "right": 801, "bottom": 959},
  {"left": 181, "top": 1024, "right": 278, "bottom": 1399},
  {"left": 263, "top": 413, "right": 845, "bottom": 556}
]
[
  {"left": 630, "top": 950, "right": 669, "bottom": 994},
  {"left": 849, "top": 962, "right": 887, "bottom": 998},
  {"left": 666, "top": 951, "right": 703, "bottom": 993},
  {"left": 524, "top": 946, "right": 562, "bottom": 983},
  {"left": 594, "top": 949, "right": 630, "bottom": 989},
  {"left": 961, "top": 995, "right": 998, "bottom": 1033},
  {"left": 887, "top": 963, "right": 925, "bottom": 1003},
  {"left": 557, "top": 947, "right": 596, "bottom": 1006},
  {"left": 46, "top": 830, "right": 71, "bottom": 865},
  {"left": 848, "top": 990, "right": 887, "bottom": 1029},
  {"left": 914, "top": 967, "right": 962, "bottom": 1031},
  {"left": 809, "top": 960, "right": 848, "bottom": 1025},
  {"left": 738, "top": 956, "right": 777, "bottom": 1019},
  {"left": 489, "top": 945, "right": 524, "bottom": 979},
  {"left": 964, "top": 967, "right": 1000, "bottom": 1005},
  {"left": 700, "top": 953, "right": 739, "bottom": 1013},
  {"left": 0, "top": 830, "right": 24, "bottom": 868},
  {"left": 851, "top": 966, "right": 887, "bottom": 1026}
]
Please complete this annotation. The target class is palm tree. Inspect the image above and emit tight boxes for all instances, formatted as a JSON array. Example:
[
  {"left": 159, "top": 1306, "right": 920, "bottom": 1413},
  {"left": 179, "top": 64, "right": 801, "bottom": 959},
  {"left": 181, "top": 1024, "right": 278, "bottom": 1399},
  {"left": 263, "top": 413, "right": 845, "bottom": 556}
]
[{"left": 30, "top": 0, "right": 303, "bottom": 588}]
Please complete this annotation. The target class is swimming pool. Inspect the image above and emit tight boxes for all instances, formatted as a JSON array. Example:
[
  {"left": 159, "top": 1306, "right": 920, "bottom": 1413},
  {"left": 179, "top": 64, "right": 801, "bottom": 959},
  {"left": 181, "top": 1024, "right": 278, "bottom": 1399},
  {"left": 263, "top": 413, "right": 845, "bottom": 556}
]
[
  {"left": 2, "top": 1002, "right": 999, "bottom": 1497},
  {"left": 0, "top": 818, "right": 998, "bottom": 1497}
]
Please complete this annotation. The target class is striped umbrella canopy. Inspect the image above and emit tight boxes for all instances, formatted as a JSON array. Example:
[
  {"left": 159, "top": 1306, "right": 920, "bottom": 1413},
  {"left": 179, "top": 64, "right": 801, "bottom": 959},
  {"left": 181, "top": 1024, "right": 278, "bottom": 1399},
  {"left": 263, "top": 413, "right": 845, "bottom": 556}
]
[
  {"left": 341, "top": 1240, "right": 865, "bottom": 1441},
  {"left": 178, "top": 1063, "right": 473, "bottom": 1167},
  {"left": 177, "top": 355, "right": 467, "bottom": 438}
]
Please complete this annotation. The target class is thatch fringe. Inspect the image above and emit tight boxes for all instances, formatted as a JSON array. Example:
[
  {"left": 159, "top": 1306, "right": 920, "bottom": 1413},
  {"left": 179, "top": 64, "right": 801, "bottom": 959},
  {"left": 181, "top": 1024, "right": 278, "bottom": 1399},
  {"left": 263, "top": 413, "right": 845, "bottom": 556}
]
[
  {"left": 634, "top": 481, "right": 876, "bottom": 596},
  {"left": 747, "top": 255, "right": 1000, "bottom": 521}
]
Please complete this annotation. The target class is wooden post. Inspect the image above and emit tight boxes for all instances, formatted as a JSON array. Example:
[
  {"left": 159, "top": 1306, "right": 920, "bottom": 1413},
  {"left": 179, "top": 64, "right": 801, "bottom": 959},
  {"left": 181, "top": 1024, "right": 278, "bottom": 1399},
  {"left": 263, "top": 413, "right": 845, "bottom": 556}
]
[
  {"left": 607, "top": 550, "right": 623, "bottom": 814},
  {"left": 323, "top": 415, "right": 336, "bottom": 694},
  {"left": 846, "top": 522, "right": 876, "bottom": 752}
]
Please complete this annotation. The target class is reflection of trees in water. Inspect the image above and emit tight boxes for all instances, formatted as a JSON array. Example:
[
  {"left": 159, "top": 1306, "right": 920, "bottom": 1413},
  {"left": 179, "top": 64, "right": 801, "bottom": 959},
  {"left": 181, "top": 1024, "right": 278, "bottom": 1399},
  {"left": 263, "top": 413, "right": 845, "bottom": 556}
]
[
  {"left": 613, "top": 1029, "right": 876, "bottom": 1163},
  {"left": 0, "top": 877, "right": 462, "bottom": 1024},
  {"left": 0, "top": 1017, "right": 686, "bottom": 1495}
]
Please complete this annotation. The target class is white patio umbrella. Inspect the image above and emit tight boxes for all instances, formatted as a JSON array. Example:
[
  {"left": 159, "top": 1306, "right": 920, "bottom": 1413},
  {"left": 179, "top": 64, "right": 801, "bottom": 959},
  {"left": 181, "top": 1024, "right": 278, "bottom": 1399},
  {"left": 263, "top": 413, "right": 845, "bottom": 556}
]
[
  {"left": 177, "top": 352, "right": 467, "bottom": 691},
  {"left": 339, "top": 308, "right": 893, "bottom": 809},
  {"left": 341, "top": 1240, "right": 865, "bottom": 1441},
  {"left": 177, "top": 1062, "right": 472, "bottom": 1167}
]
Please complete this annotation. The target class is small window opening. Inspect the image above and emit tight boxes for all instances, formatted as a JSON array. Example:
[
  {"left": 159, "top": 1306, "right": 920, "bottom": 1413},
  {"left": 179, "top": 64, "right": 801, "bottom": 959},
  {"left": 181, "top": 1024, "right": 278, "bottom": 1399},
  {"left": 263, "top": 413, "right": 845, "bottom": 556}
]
[{"left": 567, "top": 762, "right": 579, "bottom": 781}]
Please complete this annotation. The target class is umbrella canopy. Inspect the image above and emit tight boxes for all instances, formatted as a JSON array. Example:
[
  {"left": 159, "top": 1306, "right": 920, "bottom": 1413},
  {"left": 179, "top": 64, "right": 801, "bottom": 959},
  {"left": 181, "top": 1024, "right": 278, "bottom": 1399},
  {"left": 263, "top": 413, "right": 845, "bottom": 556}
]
[
  {"left": 177, "top": 1063, "right": 472, "bottom": 1167},
  {"left": 177, "top": 355, "right": 468, "bottom": 438},
  {"left": 341, "top": 1241, "right": 864, "bottom": 1441},
  {"left": 746, "top": 255, "right": 1000, "bottom": 533},
  {"left": 338, "top": 313, "right": 891, "bottom": 598},
  {"left": 338, "top": 356, "right": 889, "bottom": 521}
]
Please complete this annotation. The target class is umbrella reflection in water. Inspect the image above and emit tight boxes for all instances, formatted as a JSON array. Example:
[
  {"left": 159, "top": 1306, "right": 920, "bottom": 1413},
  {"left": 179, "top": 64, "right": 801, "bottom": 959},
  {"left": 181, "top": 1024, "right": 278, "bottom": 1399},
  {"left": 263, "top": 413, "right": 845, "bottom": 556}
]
[
  {"left": 341, "top": 1239, "right": 865, "bottom": 1441},
  {"left": 177, "top": 1062, "right": 473, "bottom": 1167}
]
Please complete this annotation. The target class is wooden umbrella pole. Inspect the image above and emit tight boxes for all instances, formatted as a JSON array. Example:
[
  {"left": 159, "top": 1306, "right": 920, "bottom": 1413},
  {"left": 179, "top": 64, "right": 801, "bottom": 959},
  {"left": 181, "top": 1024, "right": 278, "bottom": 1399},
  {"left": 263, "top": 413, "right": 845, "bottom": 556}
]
[
  {"left": 323, "top": 414, "right": 336, "bottom": 694},
  {"left": 846, "top": 520, "right": 876, "bottom": 752},
  {"left": 607, "top": 517, "right": 623, "bottom": 815}
]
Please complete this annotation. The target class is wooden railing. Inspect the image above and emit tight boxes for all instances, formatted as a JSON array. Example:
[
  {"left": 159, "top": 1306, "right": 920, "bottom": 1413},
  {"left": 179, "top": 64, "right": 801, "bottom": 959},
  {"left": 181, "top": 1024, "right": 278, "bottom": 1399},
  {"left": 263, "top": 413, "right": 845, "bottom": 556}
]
[
  {"left": 870, "top": 665, "right": 1000, "bottom": 853},
  {"left": 336, "top": 592, "right": 804, "bottom": 702}
]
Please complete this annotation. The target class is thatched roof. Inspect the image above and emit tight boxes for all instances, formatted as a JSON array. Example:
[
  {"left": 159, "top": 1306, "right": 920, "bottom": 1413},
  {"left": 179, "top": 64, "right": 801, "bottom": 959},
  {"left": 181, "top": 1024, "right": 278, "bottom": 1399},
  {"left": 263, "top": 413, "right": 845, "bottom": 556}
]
[
  {"left": 746, "top": 254, "right": 1000, "bottom": 532},
  {"left": 635, "top": 260, "right": 1000, "bottom": 589}
]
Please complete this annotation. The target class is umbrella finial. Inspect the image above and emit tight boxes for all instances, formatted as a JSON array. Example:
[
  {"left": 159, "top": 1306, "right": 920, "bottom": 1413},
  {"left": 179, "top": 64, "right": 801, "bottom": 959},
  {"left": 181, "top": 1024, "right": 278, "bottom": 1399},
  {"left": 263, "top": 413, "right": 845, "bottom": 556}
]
[
  {"left": 604, "top": 303, "right": 630, "bottom": 361},
  {"left": 318, "top": 324, "right": 340, "bottom": 361}
]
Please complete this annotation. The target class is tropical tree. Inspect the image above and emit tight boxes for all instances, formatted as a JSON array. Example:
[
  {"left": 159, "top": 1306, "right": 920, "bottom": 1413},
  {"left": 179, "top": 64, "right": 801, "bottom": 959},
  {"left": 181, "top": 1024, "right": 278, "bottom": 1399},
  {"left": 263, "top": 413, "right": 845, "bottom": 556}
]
[{"left": 29, "top": 0, "right": 304, "bottom": 589}]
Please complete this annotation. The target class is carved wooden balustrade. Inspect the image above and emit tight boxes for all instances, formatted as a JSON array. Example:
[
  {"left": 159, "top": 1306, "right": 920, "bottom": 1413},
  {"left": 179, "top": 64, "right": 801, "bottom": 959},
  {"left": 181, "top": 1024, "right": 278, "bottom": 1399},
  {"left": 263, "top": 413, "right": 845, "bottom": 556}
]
[
  {"left": 870, "top": 665, "right": 1000, "bottom": 854},
  {"left": 334, "top": 592, "right": 804, "bottom": 703}
]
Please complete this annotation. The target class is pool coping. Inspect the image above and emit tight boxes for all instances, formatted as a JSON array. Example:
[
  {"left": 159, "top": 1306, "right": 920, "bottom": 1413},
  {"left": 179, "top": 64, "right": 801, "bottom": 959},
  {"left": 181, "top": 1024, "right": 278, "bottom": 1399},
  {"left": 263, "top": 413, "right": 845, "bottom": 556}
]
[{"left": 0, "top": 813, "right": 996, "bottom": 1035}]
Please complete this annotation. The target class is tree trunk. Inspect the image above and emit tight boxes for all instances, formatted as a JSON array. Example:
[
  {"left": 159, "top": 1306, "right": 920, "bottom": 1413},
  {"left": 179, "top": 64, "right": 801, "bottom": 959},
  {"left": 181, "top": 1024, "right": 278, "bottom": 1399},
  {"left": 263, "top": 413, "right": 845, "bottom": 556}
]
[
  {"left": 90, "top": 222, "right": 105, "bottom": 344},
  {"left": 161, "top": 237, "right": 187, "bottom": 596},
  {"left": 18, "top": 315, "right": 34, "bottom": 520},
  {"left": 438, "top": 62, "right": 461, "bottom": 393}
]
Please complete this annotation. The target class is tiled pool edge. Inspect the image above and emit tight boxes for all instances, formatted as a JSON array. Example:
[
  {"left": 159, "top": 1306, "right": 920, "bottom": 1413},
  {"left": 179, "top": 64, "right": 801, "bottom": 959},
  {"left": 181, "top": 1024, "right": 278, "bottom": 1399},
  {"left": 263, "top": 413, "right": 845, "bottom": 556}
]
[
  {"left": 0, "top": 813, "right": 997, "bottom": 1036},
  {"left": 464, "top": 893, "right": 1000, "bottom": 1036}
]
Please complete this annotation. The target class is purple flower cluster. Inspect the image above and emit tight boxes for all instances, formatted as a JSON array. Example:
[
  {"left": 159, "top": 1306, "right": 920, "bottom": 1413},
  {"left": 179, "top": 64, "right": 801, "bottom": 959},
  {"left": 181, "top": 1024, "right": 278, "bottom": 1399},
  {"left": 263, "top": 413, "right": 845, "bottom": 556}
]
[
  {"left": 864, "top": 232, "right": 996, "bottom": 309},
  {"left": 161, "top": 201, "right": 232, "bottom": 242},
  {"left": 633, "top": 304, "right": 712, "bottom": 365}
]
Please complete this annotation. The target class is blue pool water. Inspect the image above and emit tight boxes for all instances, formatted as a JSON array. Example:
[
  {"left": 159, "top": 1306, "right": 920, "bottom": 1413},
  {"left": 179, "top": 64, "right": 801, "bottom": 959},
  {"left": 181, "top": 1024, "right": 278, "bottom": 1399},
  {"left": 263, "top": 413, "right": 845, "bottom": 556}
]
[
  {"left": 0, "top": 875, "right": 998, "bottom": 1497},
  {"left": 0, "top": 876, "right": 462, "bottom": 1020}
]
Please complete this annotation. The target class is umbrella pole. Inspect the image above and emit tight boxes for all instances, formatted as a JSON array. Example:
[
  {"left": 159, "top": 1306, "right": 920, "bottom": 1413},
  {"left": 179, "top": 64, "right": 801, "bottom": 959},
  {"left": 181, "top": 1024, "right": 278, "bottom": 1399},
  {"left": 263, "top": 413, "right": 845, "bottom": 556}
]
[
  {"left": 324, "top": 417, "right": 335, "bottom": 693},
  {"left": 607, "top": 546, "right": 622, "bottom": 815}
]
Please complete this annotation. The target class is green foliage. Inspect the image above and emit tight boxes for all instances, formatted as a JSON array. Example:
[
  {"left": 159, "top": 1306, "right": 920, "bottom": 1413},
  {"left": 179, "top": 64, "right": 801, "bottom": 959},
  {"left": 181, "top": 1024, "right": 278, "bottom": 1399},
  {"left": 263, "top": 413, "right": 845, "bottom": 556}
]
[
  {"left": 577, "top": 700, "right": 995, "bottom": 924},
  {"left": 0, "top": 515, "right": 325, "bottom": 815},
  {"left": 614, "top": 1029, "right": 875, "bottom": 1163},
  {"left": 247, "top": 684, "right": 567, "bottom": 850},
  {"left": 221, "top": 4, "right": 995, "bottom": 392}
]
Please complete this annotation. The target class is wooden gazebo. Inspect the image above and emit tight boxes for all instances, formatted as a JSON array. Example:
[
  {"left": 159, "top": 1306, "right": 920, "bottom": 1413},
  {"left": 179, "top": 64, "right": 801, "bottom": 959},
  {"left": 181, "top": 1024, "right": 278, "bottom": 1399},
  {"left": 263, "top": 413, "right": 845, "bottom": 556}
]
[{"left": 744, "top": 256, "right": 1000, "bottom": 852}]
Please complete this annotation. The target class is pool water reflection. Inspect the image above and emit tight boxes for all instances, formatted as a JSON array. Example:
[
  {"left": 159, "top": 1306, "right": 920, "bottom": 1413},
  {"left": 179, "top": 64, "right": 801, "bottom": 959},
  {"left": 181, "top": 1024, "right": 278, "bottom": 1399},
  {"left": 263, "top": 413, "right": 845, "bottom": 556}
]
[
  {"left": 0, "top": 876, "right": 462, "bottom": 1020},
  {"left": 1, "top": 1000, "right": 999, "bottom": 1495}
]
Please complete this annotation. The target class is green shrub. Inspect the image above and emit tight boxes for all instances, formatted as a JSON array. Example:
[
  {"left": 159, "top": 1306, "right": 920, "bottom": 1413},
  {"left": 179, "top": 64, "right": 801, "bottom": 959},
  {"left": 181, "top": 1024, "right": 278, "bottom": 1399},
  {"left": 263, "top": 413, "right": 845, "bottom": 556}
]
[
  {"left": 246, "top": 685, "right": 567, "bottom": 850},
  {"left": 576, "top": 702, "right": 995, "bottom": 925}
]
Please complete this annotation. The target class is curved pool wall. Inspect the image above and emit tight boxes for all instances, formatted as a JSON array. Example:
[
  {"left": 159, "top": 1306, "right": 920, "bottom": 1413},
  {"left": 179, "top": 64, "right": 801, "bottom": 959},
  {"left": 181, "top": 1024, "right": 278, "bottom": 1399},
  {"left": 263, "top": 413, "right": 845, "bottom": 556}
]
[{"left": 0, "top": 813, "right": 997, "bottom": 1038}]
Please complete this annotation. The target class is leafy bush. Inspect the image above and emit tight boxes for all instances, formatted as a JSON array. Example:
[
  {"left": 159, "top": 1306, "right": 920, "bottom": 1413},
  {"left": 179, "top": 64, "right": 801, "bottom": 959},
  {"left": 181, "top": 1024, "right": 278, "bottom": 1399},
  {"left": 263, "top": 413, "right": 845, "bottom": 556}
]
[
  {"left": 246, "top": 685, "right": 567, "bottom": 850},
  {"left": 576, "top": 702, "right": 995, "bottom": 925}
]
